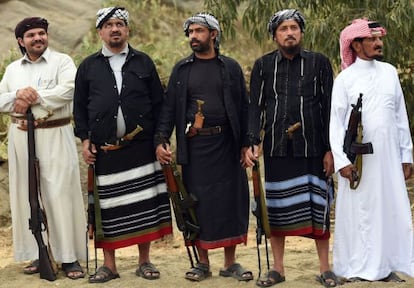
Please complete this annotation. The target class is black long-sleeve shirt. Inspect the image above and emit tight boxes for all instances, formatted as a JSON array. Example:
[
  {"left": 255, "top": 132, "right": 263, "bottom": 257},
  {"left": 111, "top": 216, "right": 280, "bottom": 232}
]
[
  {"left": 248, "top": 49, "right": 333, "bottom": 157},
  {"left": 155, "top": 53, "right": 249, "bottom": 164},
  {"left": 73, "top": 45, "right": 164, "bottom": 144}
]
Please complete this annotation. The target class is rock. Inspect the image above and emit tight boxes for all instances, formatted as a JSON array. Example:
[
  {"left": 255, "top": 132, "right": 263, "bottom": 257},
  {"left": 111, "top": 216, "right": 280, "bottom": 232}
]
[
  {"left": 0, "top": 0, "right": 101, "bottom": 61},
  {"left": 0, "top": 0, "right": 101, "bottom": 226}
]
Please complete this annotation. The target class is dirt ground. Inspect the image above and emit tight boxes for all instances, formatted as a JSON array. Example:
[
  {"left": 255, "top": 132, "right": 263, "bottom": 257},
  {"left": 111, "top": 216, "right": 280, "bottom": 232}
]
[
  {"left": 0, "top": 141, "right": 413, "bottom": 287},
  {"left": 1, "top": 218, "right": 414, "bottom": 288}
]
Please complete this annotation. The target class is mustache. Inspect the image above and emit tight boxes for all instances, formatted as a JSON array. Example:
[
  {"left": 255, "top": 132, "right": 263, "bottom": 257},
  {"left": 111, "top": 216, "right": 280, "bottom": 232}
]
[
  {"left": 190, "top": 39, "right": 200, "bottom": 44},
  {"left": 31, "top": 40, "right": 44, "bottom": 45},
  {"left": 286, "top": 36, "right": 296, "bottom": 41},
  {"left": 110, "top": 32, "right": 121, "bottom": 37}
]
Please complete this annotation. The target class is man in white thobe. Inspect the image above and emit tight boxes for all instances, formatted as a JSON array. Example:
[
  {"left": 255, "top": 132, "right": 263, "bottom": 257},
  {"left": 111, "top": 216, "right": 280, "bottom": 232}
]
[
  {"left": 0, "top": 17, "right": 86, "bottom": 279},
  {"left": 329, "top": 18, "right": 414, "bottom": 282}
]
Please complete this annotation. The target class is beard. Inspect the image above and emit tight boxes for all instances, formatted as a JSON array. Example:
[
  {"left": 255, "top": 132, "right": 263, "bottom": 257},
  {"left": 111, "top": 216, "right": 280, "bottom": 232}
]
[
  {"left": 372, "top": 54, "right": 384, "bottom": 61},
  {"left": 108, "top": 33, "right": 125, "bottom": 48},
  {"left": 26, "top": 40, "right": 47, "bottom": 58},
  {"left": 279, "top": 39, "right": 301, "bottom": 57},
  {"left": 190, "top": 39, "right": 211, "bottom": 53},
  {"left": 108, "top": 40, "right": 124, "bottom": 48}
]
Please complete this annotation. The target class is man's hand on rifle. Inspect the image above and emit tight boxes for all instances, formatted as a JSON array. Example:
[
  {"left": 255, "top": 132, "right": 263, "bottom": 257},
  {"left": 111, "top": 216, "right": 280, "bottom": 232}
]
[
  {"left": 242, "top": 145, "right": 259, "bottom": 168},
  {"left": 82, "top": 139, "right": 96, "bottom": 165},
  {"left": 14, "top": 87, "right": 40, "bottom": 114},
  {"left": 156, "top": 143, "right": 172, "bottom": 164},
  {"left": 339, "top": 164, "right": 358, "bottom": 182}
]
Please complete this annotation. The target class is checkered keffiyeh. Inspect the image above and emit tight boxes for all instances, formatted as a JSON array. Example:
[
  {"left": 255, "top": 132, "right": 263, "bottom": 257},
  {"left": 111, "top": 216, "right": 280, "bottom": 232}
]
[
  {"left": 268, "top": 9, "right": 305, "bottom": 36},
  {"left": 96, "top": 7, "right": 129, "bottom": 29},
  {"left": 340, "top": 18, "right": 387, "bottom": 70},
  {"left": 183, "top": 12, "right": 221, "bottom": 49}
]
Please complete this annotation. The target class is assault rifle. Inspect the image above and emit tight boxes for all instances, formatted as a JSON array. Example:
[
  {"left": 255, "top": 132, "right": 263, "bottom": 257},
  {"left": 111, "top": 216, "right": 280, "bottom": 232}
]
[
  {"left": 27, "top": 107, "right": 58, "bottom": 281},
  {"left": 86, "top": 132, "right": 99, "bottom": 274},
  {"left": 251, "top": 157, "right": 270, "bottom": 278},
  {"left": 343, "top": 93, "right": 373, "bottom": 189},
  {"left": 161, "top": 144, "right": 199, "bottom": 267}
]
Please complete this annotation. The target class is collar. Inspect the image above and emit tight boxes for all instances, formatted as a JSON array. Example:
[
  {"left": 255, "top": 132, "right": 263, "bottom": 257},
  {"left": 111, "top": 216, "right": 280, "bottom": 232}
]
[
  {"left": 21, "top": 47, "right": 51, "bottom": 64},
  {"left": 353, "top": 57, "right": 377, "bottom": 69},
  {"left": 275, "top": 48, "right": 308, "bottom": 63},
  {"left": 101, "top": 44, "right": 129, "bottom": 57}
]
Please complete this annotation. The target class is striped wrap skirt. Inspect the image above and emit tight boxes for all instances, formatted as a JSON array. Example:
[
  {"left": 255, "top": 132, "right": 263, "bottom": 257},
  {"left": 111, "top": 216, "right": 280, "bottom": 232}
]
[
  {"left": 264, "top": 151, "right": 333, "bottom": 239},
  {"left": 93, "top": 139, "right": 172, "bottom": 249}
]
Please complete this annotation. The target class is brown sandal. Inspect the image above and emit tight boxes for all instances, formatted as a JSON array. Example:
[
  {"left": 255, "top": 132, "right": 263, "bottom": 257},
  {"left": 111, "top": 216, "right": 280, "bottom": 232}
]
[
  {"left": 185, "top": 263, "right": 212, "bottom": 282},
  {"left": 136, "top": 262, "right": 160, "bottom": 280},
  {"left": 62, "top": 261, "right": 85, "bottom": 280},
  {"left": 89, "top": 266, "right": 120, "bottom": 283},
  {"left": 23, "top": 259, "right": 39, "bottom": 274}
]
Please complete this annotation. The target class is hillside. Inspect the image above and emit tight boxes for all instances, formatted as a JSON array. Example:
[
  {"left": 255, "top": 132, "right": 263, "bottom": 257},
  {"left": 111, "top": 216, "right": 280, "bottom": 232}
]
[{"left": 0, "top": 0, "right": 101, "bottom": 62}]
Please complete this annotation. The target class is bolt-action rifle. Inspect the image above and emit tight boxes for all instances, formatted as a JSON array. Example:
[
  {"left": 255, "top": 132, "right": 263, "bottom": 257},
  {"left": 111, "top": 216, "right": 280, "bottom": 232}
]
[
  {"left": 251, "top": 156, "right": 270, "bottom": 279},
  {"left": 161, "top": 143, "right": 199, "bottom": 268},
  {"left": 86, "top": 131, "right": 102, "bottom": 275},
  {"left": 343, "top": 93, "right": 373, "bottom": 189},
  {"left": 27, "top": 107, "right": 58, "bottom": 281}
]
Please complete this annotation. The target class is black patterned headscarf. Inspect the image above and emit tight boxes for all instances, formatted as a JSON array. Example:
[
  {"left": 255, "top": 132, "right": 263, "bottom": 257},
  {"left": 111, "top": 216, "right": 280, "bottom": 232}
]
[
  {"left": 96, "top": 7, "right": 129, "bottom": 29},
  {"left": 268, "top": 9, "right": 305, "bottom": 37},
  {"left": 183, "top": 12, "right": 221, "bottom": 50},
  {"left": 14, "top": 17, "right": 49, "bottom": 54}
]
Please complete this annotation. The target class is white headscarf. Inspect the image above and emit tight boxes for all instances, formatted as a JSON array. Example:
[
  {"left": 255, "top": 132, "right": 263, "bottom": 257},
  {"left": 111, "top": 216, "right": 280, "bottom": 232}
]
[{"left": 183, "top": 12, "right": 221, "bottom": 50}]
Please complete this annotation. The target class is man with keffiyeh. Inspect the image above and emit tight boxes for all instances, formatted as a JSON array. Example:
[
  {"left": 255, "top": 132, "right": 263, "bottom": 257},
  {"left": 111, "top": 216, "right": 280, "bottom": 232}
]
[
  {"left": 244, "top": 9, "right": 338, "bottom": 287},
  {"left": 330, "top": 18, "right": 414, "bottom": 283},
  {"left": 73, "top": 7, "right": 172, "bottom": 283},
  {"left": 155, "top": 12, "right": 252, "bottom": 283}
]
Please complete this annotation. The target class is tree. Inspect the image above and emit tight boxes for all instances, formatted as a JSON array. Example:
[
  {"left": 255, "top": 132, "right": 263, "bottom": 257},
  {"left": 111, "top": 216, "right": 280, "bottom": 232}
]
[{"left": 204, "top": 0, "right": 414, "bottom": 129}]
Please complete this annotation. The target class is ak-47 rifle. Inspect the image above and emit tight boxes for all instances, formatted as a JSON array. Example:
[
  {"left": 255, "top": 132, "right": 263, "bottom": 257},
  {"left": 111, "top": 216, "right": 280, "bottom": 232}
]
[
  {"left": 27, "top": 107, "right": 58, "bottom": 281},
  {"left": 86, "top": 132, "right": 99, "bottom": 275},
  {"left": 161, "top": 143, "right": 199, "bottom": 268},
  {"left": 251, "top": 156, "right": 270, "bottom": 279},
  {"left": 343, "top": 93, "right": 373, "bottom": 189}
]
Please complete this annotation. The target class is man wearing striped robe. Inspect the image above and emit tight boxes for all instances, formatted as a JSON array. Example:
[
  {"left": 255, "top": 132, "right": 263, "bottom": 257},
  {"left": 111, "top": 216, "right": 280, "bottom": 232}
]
[
  {"left": 73, "top": 7, "right": 172, "bottom": 283},
  {"left": 244, "top": 9, "right": 338, "bottom": 287}
]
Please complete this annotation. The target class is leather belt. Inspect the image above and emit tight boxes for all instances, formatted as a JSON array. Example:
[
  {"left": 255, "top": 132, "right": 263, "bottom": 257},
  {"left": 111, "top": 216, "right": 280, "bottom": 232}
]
[
  {"left": 11, "top": 116, "right": 71, "bottom": 130},
  {"left": 187, "top": 125, "right": 226, "bottom": 138}
]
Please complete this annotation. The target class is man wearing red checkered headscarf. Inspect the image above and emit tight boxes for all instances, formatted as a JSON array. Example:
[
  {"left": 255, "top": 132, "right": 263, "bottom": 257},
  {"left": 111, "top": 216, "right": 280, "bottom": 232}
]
[{"left": 330, "top": 19, "right": 414, "bottom": 282}]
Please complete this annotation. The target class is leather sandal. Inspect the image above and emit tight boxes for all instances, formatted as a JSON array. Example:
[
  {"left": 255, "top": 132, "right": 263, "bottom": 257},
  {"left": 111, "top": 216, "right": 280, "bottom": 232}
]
[
  {"left": 136, "top": 262, "right": 160, "bottom": 280},
  {"left": 219, "top": 263, "right": 253, "bottom": 281},
  {"left": 185, "top": 263, "right": 212, "bottom": 282},
  {"left": 89, "top": 266, "right": 120, "bottom": 283},
  {"left": 23, "top": 259, "right": 39, "bottom": 274}
]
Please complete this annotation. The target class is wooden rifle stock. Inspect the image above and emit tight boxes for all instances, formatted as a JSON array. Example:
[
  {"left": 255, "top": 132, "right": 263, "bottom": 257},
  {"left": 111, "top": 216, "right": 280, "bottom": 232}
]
[
  {"left": 160, "top": 144, "right": 199, "bottom": 267},
  {"left": 252, "top": 160, "right": 271, "bottom": 239},
  {"left": 86, "top": 132, "right": 98, "bottom": 275},
  {"left": 87, "top": 163, "right": 95, "bottom": 240},
  {"left": 251, "top": 158, "right": 270, "bottom": 278},
  {"left": 162, "top": 161, "right": 199, "bottom": 240},
  {"left": 27, "top": 107, "right": 57, "bottom": 281}
]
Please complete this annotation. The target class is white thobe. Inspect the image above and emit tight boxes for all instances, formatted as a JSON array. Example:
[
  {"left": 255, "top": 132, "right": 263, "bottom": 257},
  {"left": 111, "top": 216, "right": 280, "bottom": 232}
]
[
  {"left": 0, "top": 48, "right": 86, "bottom": 262},
  {"left": 329, "top": 57, "right": 414, "bottom": 280}
]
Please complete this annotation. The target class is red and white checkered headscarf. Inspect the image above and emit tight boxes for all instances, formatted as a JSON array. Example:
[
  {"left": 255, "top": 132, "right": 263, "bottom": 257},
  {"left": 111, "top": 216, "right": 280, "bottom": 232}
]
[{"left": 340, "top": 18, "right": 387, "bottom": 70}]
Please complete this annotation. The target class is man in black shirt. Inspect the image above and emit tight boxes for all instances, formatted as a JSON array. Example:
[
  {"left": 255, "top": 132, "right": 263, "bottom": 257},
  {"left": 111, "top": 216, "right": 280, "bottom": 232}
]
[
  {"left": 243, "top": 9, "right": 338, "bottom": 287},
  {"left": 155, "top": 12, "right": 252, "bottom": 282}
]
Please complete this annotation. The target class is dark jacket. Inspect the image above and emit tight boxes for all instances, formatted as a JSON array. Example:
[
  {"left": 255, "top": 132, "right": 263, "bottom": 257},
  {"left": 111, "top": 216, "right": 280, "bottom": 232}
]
[
  {"left": 154, "top": 53, "right": 249, "bottom": 165},
  {"left": 73, "top": 45, "right": 164, "bottom": 144},
  {"left": 248, "top": 49, "right": 333, "bottom": 157}
]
